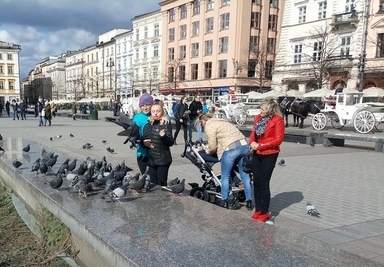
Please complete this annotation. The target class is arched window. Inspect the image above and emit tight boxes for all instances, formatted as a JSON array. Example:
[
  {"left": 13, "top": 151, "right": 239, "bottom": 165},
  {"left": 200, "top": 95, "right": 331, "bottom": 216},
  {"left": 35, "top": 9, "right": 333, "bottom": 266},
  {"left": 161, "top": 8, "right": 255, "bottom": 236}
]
[
  {"left": 331, "top": 80, "right": 346, "bottom": 89},
  {"left": 306, "top": 82, "right": 319, "bottom": 93}
]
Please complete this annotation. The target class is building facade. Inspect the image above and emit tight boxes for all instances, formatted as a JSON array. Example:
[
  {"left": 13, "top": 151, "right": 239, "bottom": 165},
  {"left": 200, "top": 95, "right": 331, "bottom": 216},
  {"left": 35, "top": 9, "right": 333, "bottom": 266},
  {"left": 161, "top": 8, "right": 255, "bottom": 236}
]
[
  {"left": 0, "top": 41, "right": 21, "bottom": 104},
  {"left": 115, "top": 30, "right": 134, "bottom": 98}
]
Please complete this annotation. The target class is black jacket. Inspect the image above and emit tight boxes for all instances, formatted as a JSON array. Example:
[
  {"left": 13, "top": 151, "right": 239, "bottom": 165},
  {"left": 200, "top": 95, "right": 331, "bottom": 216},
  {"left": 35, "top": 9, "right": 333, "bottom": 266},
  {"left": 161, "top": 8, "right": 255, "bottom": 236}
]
[
  {"left": 188, "top": 100, "right": 203, "bottom": 120},
  {"left": 143, "top": 120, "right": 174, "bottom": 166},
  {"left": 176, "top": 103, "right": 189, "bottom": 120}
]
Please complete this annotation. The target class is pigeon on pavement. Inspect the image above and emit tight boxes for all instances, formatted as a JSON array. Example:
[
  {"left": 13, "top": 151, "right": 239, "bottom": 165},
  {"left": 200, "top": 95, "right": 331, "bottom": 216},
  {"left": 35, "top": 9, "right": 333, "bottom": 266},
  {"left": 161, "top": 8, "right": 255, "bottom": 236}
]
[
  {"left": 70, "top": 133, "right": 74, "bottom": 137},
  {"left": 102, "top": 140, "right": 107, "bottom": 144},
  {"left": 12, "top": 159, "right": 23, "bottom": 169},
  {"left": 39, "top": 162, "right": 49, "bottom": 176},
  {"left": 109, "top": 181, "right": 130, "bottom": 202},
  {"left": 166, "top": 179, "right": 185, "bottom": 196},
  {"left": 309, "top": 136, "right": 316, "bottom": 147},
  {"left": 306, "top": 201, "right": 320, "bottom": 217},
  {"left": 22, "top": 144, "right": 31, "bottom": 153},
  {"left": 167, "top": 177, "right": 180, "bottom": 187},
  {"left": 67, "top": 159, "right": 77, "bottom": 172},
  {"left": 0, "top": 134, "right": 2, "bottom": 140},
  {"left": 49, "top": 174, "right": 63, "bottom": 191},
  {"left": 278, "top": 159, "right": 285, "bottom": 166},
  {"left": 82, "top": 143, "right": 93, "bottom": 149},
  {"left": 31, "top": 158, "right": 41, "bottom": 174}
]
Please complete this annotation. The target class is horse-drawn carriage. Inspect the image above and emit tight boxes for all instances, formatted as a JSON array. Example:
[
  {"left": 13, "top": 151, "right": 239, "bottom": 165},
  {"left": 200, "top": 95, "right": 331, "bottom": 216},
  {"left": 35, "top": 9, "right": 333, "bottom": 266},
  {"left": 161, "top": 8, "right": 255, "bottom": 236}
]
[{"left": 311, "top": 92, "right": 384, "bottom": 133}]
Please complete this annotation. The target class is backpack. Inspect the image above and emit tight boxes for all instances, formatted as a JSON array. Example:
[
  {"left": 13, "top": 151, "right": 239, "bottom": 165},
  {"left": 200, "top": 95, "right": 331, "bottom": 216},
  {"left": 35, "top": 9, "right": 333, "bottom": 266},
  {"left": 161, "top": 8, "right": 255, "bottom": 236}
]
[{"left": 172, "top": 103, "right": 180, "bottom": 116}]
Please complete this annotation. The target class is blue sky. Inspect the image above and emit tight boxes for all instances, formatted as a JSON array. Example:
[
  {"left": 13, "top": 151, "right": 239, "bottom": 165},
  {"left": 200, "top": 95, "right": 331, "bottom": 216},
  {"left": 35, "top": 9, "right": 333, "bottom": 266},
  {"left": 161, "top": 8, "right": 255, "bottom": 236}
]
[{"left": 0, "top": 0, "right": 160, "bottom": 79}]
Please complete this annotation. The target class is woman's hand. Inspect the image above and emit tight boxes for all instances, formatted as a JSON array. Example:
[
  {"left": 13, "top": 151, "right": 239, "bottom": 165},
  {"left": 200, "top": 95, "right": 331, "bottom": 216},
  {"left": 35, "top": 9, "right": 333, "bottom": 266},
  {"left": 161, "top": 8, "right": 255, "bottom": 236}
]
[
  {"left": 250, "top": 141, "right": 258, "bottom": 150},
  {"left": 159, "top": 129, "right": 166, "bottom": 137},
  {"left": 143, "top": 139, "right": 154, "bottom": 148}
]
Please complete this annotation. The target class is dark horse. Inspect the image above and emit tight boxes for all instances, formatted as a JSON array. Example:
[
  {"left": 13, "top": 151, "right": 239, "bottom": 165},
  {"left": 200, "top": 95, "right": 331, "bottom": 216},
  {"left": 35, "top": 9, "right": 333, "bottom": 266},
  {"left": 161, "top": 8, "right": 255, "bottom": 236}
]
[{"left": 278, "top": 97, "right": 323, "bottom": 128}]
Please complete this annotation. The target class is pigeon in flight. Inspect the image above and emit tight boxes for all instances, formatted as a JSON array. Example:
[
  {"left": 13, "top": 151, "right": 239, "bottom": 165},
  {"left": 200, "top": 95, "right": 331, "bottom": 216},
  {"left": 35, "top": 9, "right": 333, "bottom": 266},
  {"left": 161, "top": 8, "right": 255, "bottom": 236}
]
[
  {"left": 306, "top": 201, "right": 320, "bottom": 217},
  {"left": 0, "top": 146, "right": 4, "bottom": 152},
  {"left": 22, "top": 144, "right": 31, "bottom": 153},
  {"left": 278, "top": 159, "right": 285, "bottom": 166},
  {"left": 12, "top": 159, "right": 23, "bottom": 169}
]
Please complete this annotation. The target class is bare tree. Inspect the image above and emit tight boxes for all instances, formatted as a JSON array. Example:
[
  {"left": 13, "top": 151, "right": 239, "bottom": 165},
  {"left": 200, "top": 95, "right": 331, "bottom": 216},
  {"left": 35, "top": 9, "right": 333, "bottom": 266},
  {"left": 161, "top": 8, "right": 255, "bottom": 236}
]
[
  {"left": 247, "top": 40, "right": 274, "bottom": 90},
  {"left": 161, "top": 58, "right": 186, "bottom": 94}
]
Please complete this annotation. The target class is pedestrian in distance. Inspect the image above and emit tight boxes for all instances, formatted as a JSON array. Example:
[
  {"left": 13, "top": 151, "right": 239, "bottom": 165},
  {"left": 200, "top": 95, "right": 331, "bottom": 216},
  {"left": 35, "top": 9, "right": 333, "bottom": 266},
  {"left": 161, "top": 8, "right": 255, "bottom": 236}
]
[
  {"left": 5, "top": 101, "right": 10, "bottom": 117},
  {"left": 249, "top": 99, "right": 285, "bottom": 222},
  {"left": 35, "top": 101, "right": 44, "bottom": 126},
  {"left": 11, "top": 99, "right": 19, "bottom": 120},
  {"left": 0, "top": 102, "right": 3, "bottom": 117},
  {"left": 173, "top": 96, "right": 189, "bottom": 145},
  {"left": 19, "top": 99, "right": 27, "bottom": 120},
  {"left": 72, "top": 101, "right": 77, "bottom": 120},
  {"left": 44, "top": 102, "right": 52, "bottom": 126},
  {"left": 188, "top": 95, "right": 203, "bottom": 142}
]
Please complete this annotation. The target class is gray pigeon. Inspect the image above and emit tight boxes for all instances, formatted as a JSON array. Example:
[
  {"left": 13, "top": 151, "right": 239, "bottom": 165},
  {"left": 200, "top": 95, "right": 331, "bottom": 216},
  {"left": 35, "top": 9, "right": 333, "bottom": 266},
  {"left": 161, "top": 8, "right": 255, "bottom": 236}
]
[
  {"left": 39, "top": 162, "right": 48, "bottom": 176},
  {"left": 41, "top": 148, "right": 48, "bottom": 158},
  {"left": 129, "top": 173, "right": 147, "bottom": 192},
  {"left": 110, "top": 181, "right": 130, "bottom": 201},
  {"left": 165, "top": 179, "right": 185, "bottom": 195},
  {"left": 31, "top": 158, "right": 41, "bottom": 174},
  {"left": 49, "top": 174, "right": 63, "bottom": 191},
  {"left": 306, "top": 201, "right": 320, "bottom": 217},
  {"left": 278, "top": 159, "right": 285, "bottom": 166},
  {"left": 167, "top": 177, "right": 180, "bottom": 187},
  {"left": 309, "top": 136, "right": 315, "bottom": 147},
  {"left": 22, "top": 144, "right": 30, "bottom": 153},
  {"left": 67, "top": 159, "right": 77, "bottom": 172},
  {"left": 12, "top": 159, "right": 22, "bottom": 169},
  {"left": 56, "top": 159, "right": 70, "bottom": 176},
  {"left": 46, "top": 154, "right": 59, "bottom": 168},
  {"left": 70, "top": 133, "right": 74, "bottom": 137}
]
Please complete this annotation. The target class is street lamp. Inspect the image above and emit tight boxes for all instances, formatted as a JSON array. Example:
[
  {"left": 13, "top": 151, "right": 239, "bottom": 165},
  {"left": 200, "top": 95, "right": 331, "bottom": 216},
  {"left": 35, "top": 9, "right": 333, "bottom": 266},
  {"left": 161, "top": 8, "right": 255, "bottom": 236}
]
[{"left": 106, "top": 58, "right": 114, "bottom": 100}]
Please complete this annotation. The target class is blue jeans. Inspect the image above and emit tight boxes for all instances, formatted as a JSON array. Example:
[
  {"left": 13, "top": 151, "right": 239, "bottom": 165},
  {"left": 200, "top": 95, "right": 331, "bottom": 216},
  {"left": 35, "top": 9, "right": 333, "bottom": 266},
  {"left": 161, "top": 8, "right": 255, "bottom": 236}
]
[
  {"left": 13, "top": 110, "right": 19, "bottom": 120},
  {"left": 220, "top": 144, "right": 252, "bottom": 201},
  {"left": 188, "top": 118, "right": 203, "bottom": 141}
]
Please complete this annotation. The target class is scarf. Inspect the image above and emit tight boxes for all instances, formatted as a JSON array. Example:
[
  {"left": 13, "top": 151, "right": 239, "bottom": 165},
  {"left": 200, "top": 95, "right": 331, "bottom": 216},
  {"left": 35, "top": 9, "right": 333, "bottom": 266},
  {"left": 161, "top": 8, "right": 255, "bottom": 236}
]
[{"left": 255, "top": 116, "right": 271, "bottom": 136}]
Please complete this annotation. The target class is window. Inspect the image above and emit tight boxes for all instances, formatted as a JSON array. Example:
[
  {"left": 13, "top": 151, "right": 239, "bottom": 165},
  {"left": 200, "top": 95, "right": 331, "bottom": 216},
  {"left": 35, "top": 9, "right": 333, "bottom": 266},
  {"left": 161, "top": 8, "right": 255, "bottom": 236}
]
[
  {"left": 169, "top": 8, "right": 175, "bottom": 22},
  {"left": 180, "top": 4, "right": 187, "bottom": 19},
  {"left": 168, "top": 67, "right": 174, "bottom": 82},
  {"left": 0, "top": 66, "right": 3, "bottom": 73},
  {"left": 192, "top": 43, "right": 199, "bottom": 57},
  {"left": 168, "top": 47, "right": 175, "bottom": 61},
  {"left": 222, "top": 0, "right": 230, "bottom": 7},
  {"left": 251, "top": 12, "right": 261, "bottom": 28},
  {"left": 250, "top": 36, "right": 259, "bottom": 53},
  {"left": 218, "top": 60, "right": 227, "bottom": 77},
  {"left": 143, "top": 68, "right": 147, "bottom": 80},
  {"left": 248, "top": 59, "right": 258, "bottom": 77},
  {"left": 180, "top": 25, "right": 187, "bottom": 39},
  {"left": 169, "top": 28, "right": 175, "bottom": 42},
  {"left": 252, "top": 0, "right": 261, "bottom": 4},
  {"left": 191, "top": 64, "right": 198, "bottom": 80},
  {"left": 143, "top": 47, "right": 147, "bottom": 59},
  {"left": 219, "top": 37, "right": 228, "bottom": 53},
  {"left": 294, "top": 44, "right": 302, "bottom": 63},
  {"left": 179, "top": 45, "right": 187, "bottom": 59},
  {"left": 8, "top": 81, "right": 14, "bottom": 89},
  {"left": 0, "top": 81, "right": 4, "bottom": 89},
  {"left": 144, "top": 27, "right": 148, "bottom": 38},
  {"left": 377, "top": 33, "right": 384, "bottom": 57},
  {"left": 265, "top": 61, "right": 274, "bottom": 78},
  {"left": 204, "top": 62, "right": 212, "bottom": 78},
  {"left": 206, "top": 17, "right": 214, "bottom": 33},
  {"left": 267, "top": 38, "right": 276, "bottom": 54},
  {"left": 7, "top": 54, "right": 12, "bottom": 60},
  {"left": 298, "top": 6, "right": 307, "bottom": 23},
  {"left": 270, "top": 0, "right": 278, "bottom": 8},
  {"left": 380, "top": 0, "right": 384, "bottom": 12},
  {"left": 136, "top": 29, "right": 140, "bottom": 40},
  {"left": 152, "top": 67, "right": 158, "bottom": 80},
  {"left": 313, "top": 41, "right": 323, "bottom": 61},
  {"left": 340, "top": 36, "right": 351, "bottom": 56},
  {"left": 220, "top": 13, "right": 230, "bottom": 30},
  {"left": 154, "top": 24, "right": 159, "bottom": 36},
  {"left": 318, "top": 1, "right": 327, "bottom": 19},
  {"left": 345, "top": 0, "right": 355, "bottom": 12},
  {"left": 268, "top": 15, "right": 277, "bottom": 31},
  {"left": 192, "top": 21, "right": 200, "bottom": 36},
  {"left": 193, "top": 0, "right": 200, "bottom": 15},
  {"left": 207, "top": 0, "right": 215, "bottom": 11},
  {"left": 153, "top": 44, "right": 159, "bottom": 57},
  {"left": 179, "top": 65, "right": 186, "bottom": 81},
  {"left": 205, "top": 40, "right": 213, "bottom": 55}
]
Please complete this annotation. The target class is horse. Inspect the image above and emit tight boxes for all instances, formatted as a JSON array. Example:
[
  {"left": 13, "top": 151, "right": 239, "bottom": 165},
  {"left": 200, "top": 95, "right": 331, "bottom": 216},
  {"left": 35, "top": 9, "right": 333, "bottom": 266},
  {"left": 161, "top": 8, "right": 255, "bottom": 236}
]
[{"left": 278, "top": 97, "right": 323, "bottom": 128}]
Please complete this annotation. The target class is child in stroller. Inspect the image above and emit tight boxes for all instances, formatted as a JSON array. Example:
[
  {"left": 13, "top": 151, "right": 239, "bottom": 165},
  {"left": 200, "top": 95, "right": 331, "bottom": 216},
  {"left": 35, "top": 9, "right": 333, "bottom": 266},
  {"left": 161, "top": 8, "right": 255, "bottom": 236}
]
[{"left": 183, "top": 141, "right": 246, "bottom": 209}]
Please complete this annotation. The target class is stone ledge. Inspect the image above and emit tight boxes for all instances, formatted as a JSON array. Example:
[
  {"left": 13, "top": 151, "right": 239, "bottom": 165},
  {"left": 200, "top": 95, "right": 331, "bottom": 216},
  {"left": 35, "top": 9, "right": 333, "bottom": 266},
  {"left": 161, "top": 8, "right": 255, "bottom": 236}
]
[{"left": 323, "top": 133, "right": 384, "bottom": 152}]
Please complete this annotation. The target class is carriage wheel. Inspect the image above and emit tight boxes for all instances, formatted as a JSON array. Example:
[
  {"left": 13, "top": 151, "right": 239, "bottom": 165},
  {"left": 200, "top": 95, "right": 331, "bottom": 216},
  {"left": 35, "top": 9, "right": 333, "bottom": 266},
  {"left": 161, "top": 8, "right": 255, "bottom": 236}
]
[
  {"left": 312, "top": 113, "right": 327, "bottom": 131},
  {"left": 234, "top": 108, "right": 247, "bottom": 125},
  {"left": 330, "top": 114, "right": 344, "bottom": 129},
  {"left": 353, "top": 110, "right": 375, "bottom": 134},
  {"left": 375, "top": 120, "right": 384, "bottom": 132}
]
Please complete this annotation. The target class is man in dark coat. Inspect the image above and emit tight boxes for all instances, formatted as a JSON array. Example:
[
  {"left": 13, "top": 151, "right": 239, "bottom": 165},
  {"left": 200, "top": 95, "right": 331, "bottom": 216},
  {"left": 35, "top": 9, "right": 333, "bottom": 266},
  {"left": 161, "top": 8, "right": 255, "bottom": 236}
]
[{"left": 188, "top": 95, "right": 203, "bottom": 142}]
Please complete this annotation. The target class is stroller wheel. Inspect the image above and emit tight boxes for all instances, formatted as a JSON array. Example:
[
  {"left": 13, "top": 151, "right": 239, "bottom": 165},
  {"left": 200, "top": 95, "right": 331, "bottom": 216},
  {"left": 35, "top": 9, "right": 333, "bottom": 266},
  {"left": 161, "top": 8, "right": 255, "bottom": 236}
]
[
  {"left": 237, "top": 190, "right": 246, "bottom": 202},
  {"left": 203, "top": 190, "right": 216, "bottom": 203},
  {"left": 190, "top": 187, "right": 205, "bottom": 200}
]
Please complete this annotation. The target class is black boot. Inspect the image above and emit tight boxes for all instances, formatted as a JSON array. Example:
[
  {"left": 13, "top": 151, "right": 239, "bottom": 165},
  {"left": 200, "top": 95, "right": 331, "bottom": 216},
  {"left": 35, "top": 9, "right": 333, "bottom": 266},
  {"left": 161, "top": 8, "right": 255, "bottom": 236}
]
[
  {"left": 220, "top": 200, "right": 229, "bottom": 209},
  {"left": 246, "top": 200, "right": 253, "bottom": 211}
]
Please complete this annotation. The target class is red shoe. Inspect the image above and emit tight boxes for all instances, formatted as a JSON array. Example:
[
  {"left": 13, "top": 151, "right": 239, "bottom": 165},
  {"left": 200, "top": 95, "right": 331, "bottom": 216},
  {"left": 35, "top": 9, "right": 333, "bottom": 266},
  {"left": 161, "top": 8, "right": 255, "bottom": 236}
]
[
  {"left": 251, "top": 211, "right": 261, "bottom": 220},
  {"left": 256, "top": 212, "right": 271, "bottom": 222}
]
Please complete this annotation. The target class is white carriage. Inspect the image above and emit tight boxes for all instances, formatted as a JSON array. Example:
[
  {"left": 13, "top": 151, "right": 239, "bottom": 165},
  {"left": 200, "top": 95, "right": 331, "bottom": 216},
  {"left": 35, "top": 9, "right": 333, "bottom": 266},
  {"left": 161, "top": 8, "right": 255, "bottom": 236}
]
[
  {"left": 213, "top": 93, "right": 260, "bottom": 126},
  {"left": 311, "top": 92, "right": 384, "bottom": 134}
]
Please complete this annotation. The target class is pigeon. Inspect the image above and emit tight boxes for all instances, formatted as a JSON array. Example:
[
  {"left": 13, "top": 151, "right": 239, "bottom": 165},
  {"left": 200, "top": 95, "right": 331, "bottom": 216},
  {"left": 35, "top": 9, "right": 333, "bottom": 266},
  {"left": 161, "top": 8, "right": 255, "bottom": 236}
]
[
  {"left": 50, "top": 137, "right": 53, "bottom": 141},
  {"left": 106, "top": 147, "right": 115, "bottom": 154},
  {"left": 278, "top": 159, "right": 285, "bottom": 166},
  {"left": 67, "top": 159, "right": 77, "bottom": 172},
  {"left": 109, "top": 181, "right": 130, "bottom": 201},
  {"left": 167, "top": 177, "right": 180, "bottom": 187},
  {"left": 0, "top": 146, "right": 4, "bottom": 152},
  {"left": 56, "top": 159, "right": 70, "bottom": 176},
  {"left": 39, "top": 162, "right": 49, "bottom": 176},
  {"left": 82, "top": 143, "right": 93, "bottom": 149},
  {"left": 166, "top": 179, "right": 185, "bottom": 196},
  {"left": 129, "top": 168, "right": 148, "bottom": 193},
  {"left": 22, "top": 144, "right": 31, "bottom": 153},
  {"left": 102, "top": 140, "right": 107, "bottom": 144},
  {"left": 41, "top": 148, "right": 48, "bottom": 158},
  {"left": 12, "top": 159, "right": 23, "bottom": 169},
  {"left": 46, "top": 155, "right": 59, "bottom": 169},
  {"left": 70, "top": 133, "right": 74, "bottom": 137},
  {"left": 265, "top": 216, "right": 276, "bottom": 226},
  {"left": 49, "top": 174, "right": 63, "bottom": 191},
  {"left": 188, "top": 182, "right": 199, "bottom": 189},
  {"left": 31, "top": 158, "right": 41, "bottom": 174},
  {"left": 306, "top": 201, "right": 320, "bottom": 217},
  {"left": 323, "top": 141, "right": 333, "bottom": 148}
]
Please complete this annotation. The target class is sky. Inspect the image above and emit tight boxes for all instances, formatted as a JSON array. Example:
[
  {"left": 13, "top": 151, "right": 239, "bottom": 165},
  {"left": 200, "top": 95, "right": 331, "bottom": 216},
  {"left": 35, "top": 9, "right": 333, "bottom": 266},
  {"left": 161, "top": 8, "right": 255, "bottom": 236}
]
[{"left": 0, "top": 0, "right": 160, "bottom": 79}]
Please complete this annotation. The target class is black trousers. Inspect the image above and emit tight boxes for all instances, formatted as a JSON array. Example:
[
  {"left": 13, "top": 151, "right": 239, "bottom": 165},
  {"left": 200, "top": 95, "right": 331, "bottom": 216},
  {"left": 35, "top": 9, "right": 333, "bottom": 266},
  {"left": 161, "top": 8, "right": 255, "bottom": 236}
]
[
  {"left": 251, "top": 153, "right": 279, "bottom": 213},
  {"left": 148, "top": 164, "right": 171, "bottom": 186},
  {"left": 173, "top": 120, "right": 187, "bottom": 142},
  {"left": 137, "top": 156, "right": 149, "bottom": 174}
]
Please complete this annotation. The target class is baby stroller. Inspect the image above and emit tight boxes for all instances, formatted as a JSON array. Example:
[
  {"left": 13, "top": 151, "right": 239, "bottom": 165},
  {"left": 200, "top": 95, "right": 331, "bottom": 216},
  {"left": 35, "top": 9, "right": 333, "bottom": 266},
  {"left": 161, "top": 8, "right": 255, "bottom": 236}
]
[{"left": 183, "top": 141, "right": 246, "bottom": 209}]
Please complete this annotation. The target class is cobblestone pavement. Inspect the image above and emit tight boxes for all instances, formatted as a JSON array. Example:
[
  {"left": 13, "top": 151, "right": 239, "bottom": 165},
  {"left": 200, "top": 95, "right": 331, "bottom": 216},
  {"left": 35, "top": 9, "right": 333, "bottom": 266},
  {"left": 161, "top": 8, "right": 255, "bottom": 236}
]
[{"left": 1, "top": 111, "right": 383, "bottom": 265}]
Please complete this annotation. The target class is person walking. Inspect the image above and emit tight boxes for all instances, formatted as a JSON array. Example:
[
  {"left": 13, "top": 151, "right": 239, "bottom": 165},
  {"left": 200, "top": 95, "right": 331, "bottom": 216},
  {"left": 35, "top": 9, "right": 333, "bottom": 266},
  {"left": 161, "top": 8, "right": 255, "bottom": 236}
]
[
  {"left": 71, "top": 101, "right": 77, "bottom": 120},
  {"left": 89, "top": 101, "right": 94, "bottom": 115},
  {"left": 19, "top": 99, "right": 27, "bottom": 120},
  {"left": 188, "top": 95, "right": 203, "bottom": 142},
  {"left": 0, "top": 102, "right": 3, "bottom": 117},
  {"left": 11, "top": 100, "right": 19, "bottom": 120},
  {"left": 142, "top": 103, "right": 174, "bottom": 186},
  {"left": 51, "top": 102, "right": 57, "bottom": 117},
  {"left": 5, "top": 101, "right": 10, "bottom": 117},
  {"left": 35, "top": 101, "right": 44, "bottom": 126},
  {"left": 173, "top": 96, "right": 189, "bottom": 145},
  {"left": 249, "top": 99, "right": 285, "bottom": 222},
  {"left": 44, "top": 102, "right": 52, "bottom": 126},
  {"left": 197, "top": 113, "right": 253, "bottom": 210}
]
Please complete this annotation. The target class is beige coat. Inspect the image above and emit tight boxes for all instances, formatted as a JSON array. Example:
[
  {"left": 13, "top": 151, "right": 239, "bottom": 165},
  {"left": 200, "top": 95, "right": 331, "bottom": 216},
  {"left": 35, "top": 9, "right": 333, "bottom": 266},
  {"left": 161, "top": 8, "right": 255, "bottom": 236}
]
[{"left": 204, "top": 118, "right": 246, "bottom": 159}]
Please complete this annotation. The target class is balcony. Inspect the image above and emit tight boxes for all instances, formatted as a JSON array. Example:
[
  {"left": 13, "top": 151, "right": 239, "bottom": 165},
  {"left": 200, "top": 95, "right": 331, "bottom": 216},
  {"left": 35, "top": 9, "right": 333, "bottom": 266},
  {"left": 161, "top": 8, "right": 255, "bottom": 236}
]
[{"left": 330, "top": 11, "right": 359, "bottom": 31}]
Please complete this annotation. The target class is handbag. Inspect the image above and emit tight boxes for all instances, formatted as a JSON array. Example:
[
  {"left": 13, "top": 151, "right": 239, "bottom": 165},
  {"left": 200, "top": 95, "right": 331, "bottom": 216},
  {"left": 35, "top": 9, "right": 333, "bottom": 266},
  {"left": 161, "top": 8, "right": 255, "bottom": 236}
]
[{"left": 242, "top": 148, "right": 254, "bottom": 174}]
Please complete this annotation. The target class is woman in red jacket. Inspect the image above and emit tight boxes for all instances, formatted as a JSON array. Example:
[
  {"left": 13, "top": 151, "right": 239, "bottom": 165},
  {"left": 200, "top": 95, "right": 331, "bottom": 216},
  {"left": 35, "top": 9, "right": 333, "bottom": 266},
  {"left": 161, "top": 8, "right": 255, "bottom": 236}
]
[{"left": 249, "top": 99, "right": 285, "bottom": 222}]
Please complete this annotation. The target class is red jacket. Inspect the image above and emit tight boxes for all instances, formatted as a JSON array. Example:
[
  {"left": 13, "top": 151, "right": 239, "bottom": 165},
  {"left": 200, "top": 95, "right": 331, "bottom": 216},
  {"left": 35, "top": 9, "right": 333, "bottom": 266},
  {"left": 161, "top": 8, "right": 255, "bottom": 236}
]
[{"left": 249, "top": 115, "right": 285, "bottom": 155}]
